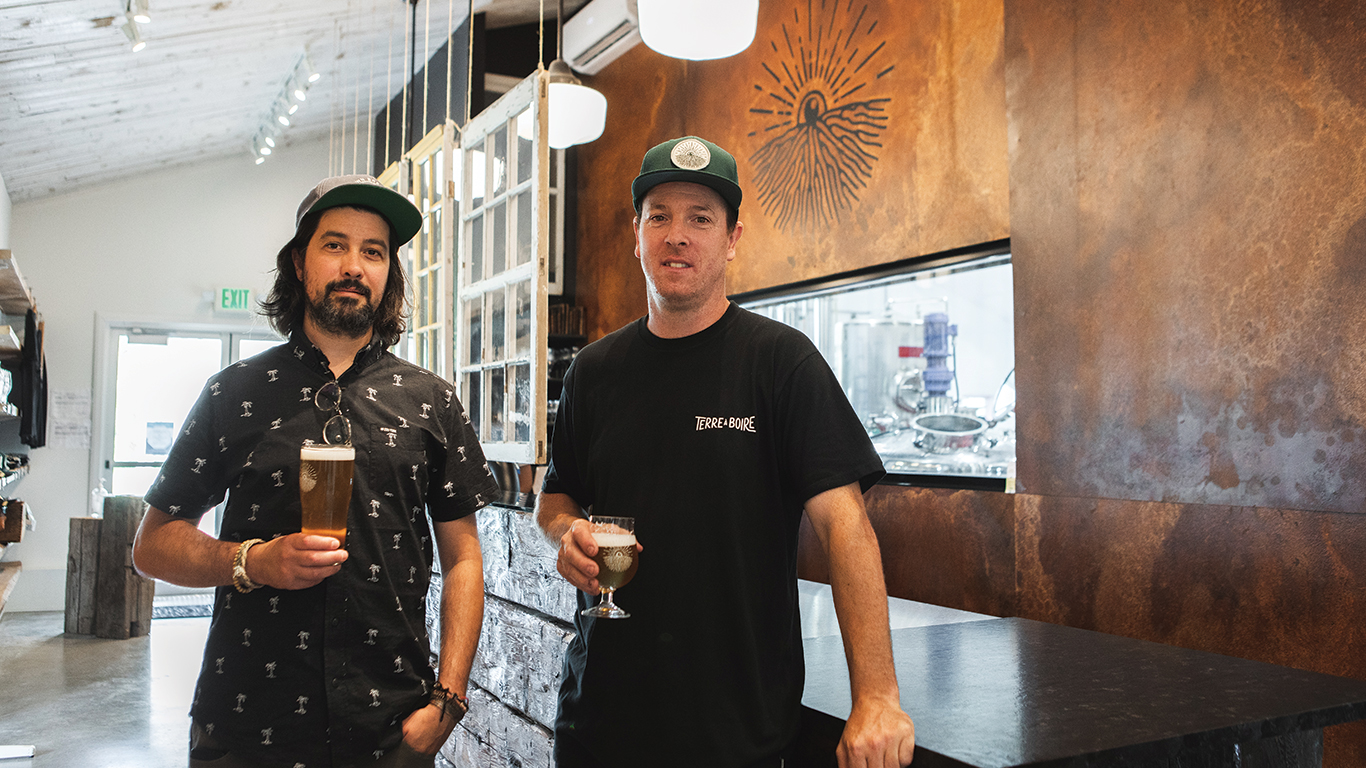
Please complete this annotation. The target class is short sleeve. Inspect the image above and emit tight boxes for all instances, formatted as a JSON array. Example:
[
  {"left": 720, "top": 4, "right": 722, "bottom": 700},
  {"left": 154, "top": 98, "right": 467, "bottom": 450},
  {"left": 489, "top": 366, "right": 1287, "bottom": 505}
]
[
  {"left": 540, "top": 359, "right": 592, "bottom": 510},
  {"left": 144, "top": 379, "right": 228, "bottom": 520},
  {"left": 424, "top": 394, "right": 500, "bottom": 521},
  {"left": 778, "top": 350, "right": 886, "bottom": 502}
]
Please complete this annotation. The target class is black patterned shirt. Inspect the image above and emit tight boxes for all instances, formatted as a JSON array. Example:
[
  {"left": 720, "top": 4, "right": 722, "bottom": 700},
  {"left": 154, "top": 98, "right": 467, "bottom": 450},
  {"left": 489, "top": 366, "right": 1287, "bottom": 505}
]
[{"left": 145, "top": 329, "right": 497, "bottom": 768}]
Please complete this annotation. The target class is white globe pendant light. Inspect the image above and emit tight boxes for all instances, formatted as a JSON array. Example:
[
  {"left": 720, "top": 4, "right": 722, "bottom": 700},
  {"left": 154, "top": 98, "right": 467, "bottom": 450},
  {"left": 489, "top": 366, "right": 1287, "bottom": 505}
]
[
  {"left": 543, "top": 0, "right": 608, "bottom": 149},
  {"left": 638, "top": 0, "right": 759, "bottom": 61},
  {"left": 547, "top": 60, "right": 608, "bottom": 149}
]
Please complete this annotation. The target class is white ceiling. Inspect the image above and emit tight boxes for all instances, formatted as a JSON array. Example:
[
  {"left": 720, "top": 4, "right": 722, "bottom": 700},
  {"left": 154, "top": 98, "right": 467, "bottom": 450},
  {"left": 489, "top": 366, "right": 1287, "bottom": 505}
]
[{"left": 0, "top": 0, "right": 581, "bottom": 203}]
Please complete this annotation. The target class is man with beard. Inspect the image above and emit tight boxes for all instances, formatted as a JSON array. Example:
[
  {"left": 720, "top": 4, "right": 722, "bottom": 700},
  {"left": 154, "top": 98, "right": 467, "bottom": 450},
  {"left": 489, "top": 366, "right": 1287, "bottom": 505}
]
[{"left": 134, "top": 175, "right": 498, "bottom": 768}]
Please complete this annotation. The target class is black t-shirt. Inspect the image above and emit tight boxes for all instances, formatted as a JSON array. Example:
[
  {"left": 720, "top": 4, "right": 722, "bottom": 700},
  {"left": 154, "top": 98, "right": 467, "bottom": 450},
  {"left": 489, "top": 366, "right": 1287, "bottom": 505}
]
[
  {"left": 543, "top": 303, "right": 884, "bottom": 767},
  {"left": 146, "top": 331, "right": 498, "bottom": 768}
]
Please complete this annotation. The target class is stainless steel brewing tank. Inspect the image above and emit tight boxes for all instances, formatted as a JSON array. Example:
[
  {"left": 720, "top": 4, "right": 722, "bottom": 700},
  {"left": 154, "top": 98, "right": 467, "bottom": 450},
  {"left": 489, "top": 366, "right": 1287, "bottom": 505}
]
[{"left": 838, "top": 318, "right": 924, "bottom": 428}]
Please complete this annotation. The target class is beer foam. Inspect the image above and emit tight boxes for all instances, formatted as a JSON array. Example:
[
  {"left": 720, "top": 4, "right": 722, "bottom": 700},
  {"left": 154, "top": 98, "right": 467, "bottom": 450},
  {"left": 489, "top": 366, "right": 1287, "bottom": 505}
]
[
  {"left": 591, "top": 532, "right": 636, "bottom": 547},
  {"left": 301, "top": 445, "right": 355, "bottom": 461}
]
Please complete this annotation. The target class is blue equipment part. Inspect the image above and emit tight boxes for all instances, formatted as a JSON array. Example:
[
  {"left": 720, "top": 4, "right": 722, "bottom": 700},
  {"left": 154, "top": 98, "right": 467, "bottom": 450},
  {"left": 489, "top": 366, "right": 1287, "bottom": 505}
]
[{"left": 922, "top": 312, "right": 957, "bottom": 397}]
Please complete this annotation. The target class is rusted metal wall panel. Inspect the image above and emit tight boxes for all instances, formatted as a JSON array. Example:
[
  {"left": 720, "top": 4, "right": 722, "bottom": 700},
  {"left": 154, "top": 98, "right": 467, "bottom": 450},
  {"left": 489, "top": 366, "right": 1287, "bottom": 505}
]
[
  {"left": 1014, "top": 492, "right": 1366, "bottom": 766},
  {"left": 572, "top": 44, "right": 685, "bottom": 340},
  {"left": 798, "top": 485, "right": 1017, "bottom": 617},
  {"left": 1006, "top": 0, "right": 1366, "bottom": 513},
  {"left": 574, "top": 0, "right": 1009, "bottom": 339}
]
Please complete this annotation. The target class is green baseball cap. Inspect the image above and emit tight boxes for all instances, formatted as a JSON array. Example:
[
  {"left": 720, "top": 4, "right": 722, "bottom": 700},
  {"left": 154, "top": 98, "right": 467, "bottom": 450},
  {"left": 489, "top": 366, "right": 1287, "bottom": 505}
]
[
  {"left": 295, "top": 174, "right": 423, "bottom": 247},
  {"left": 631, "top": 136, "right": 742, "bottom": 213}
]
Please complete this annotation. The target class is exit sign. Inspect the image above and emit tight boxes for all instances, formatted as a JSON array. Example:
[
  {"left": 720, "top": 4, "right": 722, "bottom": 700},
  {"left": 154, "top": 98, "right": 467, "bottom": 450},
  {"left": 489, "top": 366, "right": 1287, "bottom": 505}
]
[{"left": 218, "top": 288, "right": 254, "bottom": 313}]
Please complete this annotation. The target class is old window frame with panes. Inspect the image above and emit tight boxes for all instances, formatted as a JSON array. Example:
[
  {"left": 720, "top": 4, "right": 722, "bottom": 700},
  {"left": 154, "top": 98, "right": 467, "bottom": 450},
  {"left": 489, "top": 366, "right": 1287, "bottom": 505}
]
[
  {"left": 381, "top": 124, "right": 457, "bottom": 380},
  {"left": 382, "top": 73, "right": 564, "bottom": 468},
  {"left": 453, "top": 72, "right": 564, "bottom": 465}
]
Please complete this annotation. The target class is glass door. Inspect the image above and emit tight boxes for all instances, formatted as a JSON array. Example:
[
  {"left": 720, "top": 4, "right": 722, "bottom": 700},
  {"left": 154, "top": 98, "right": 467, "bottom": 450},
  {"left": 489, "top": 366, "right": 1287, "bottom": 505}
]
[{"left": 99, "top": 325, "right": 281, "bottom": 535}]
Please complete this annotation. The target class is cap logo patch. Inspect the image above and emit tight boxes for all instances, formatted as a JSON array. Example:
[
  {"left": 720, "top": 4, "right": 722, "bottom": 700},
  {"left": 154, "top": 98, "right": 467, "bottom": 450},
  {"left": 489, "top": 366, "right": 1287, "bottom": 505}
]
[{"left": 670, "top": 139, "right": 711, "bottom": 171}]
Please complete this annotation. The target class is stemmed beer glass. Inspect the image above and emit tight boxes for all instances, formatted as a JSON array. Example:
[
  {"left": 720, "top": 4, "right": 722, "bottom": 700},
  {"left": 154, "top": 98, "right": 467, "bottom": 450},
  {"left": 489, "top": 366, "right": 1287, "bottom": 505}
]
[{"left": 581, "top": 516, "right": 637, "bottom": 619}]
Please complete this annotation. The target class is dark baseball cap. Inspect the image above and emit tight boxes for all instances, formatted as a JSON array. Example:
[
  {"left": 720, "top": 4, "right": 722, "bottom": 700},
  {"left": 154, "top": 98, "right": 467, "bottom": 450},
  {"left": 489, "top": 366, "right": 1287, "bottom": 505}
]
[
  {"left": 631, "top": 136, "right": 742, "bottom": 213},
  {"left": 295, "top": 175, "right": 423, "bottom": 247}
]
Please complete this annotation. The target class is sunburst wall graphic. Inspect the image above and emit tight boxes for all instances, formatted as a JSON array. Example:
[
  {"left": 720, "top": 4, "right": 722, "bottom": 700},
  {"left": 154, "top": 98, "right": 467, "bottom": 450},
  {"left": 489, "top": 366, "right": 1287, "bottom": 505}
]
[{"left": 748, "top": 0, "right": 893, "bottom": 233}]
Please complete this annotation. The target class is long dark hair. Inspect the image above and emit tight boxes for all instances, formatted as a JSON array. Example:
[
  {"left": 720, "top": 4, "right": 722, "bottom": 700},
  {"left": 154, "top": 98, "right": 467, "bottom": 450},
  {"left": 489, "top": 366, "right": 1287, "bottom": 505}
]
[{"left": 260, "top": 204, "right": 409, "bottom": 347}]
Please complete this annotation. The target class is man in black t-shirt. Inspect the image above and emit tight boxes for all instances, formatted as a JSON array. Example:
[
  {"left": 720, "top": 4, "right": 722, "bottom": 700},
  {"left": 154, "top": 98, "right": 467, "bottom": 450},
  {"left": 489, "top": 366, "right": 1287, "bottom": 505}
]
[
  {"left": 537, "top": 137, "right": 917, "bottom": 768},
  {"left": 134, "top": 175, "right": 496, "bottom": 768}
]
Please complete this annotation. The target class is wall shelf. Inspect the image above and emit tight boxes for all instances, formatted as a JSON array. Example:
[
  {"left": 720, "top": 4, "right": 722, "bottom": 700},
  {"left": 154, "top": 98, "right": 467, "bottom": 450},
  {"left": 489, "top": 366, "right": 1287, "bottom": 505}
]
[{"left": 0, "top": 251, "right": 35, "bottom": 317}]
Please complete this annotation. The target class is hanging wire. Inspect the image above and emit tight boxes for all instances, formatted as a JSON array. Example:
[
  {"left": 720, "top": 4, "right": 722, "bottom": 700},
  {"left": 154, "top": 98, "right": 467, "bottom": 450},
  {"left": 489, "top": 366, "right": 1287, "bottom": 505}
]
[
  {"left": 339, "top": 2, "right": 350, "bottom": 175},
  {"left": 367, "top": 24, "right": 375, "bottom": 175},
  {"left": 538, "top": 0, "right": 545, "bottom": 72},
  {"left": 329, "top": 21, "right": 340, "bottom": 176},
  {"left": 465, "top": 0, "right": 474, "bottom": 126},
  {"left": 422, "top": 0, "right": 432, "bottom": 138},
  {"left": 352, "top": 43, "right": 361, "bottom": 173},
  {"left": 401, "top": 0, "right": 413, "bottom": 156},
  {"left": 445, "top": 0, "right": 454, "bottom": 126},
  {"left": 385, "top": 0, "right": 396, "bottom": 169}
]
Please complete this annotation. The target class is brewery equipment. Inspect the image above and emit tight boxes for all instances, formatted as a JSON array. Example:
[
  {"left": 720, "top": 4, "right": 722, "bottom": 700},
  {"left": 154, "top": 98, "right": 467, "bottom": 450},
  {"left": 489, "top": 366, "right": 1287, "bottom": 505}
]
[{"left": 840, "top": 306, "right": 1014, "bottom": 478}]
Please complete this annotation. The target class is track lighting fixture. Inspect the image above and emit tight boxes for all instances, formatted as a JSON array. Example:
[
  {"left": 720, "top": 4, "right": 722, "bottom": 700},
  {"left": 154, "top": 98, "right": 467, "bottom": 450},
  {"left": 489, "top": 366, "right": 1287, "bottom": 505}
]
[
  {"left": 249, "top": 52, "right": 320, "bottom": 163},
  {"left": 121, "top": 17, "right": 146, "bottom": 52},
  {"left": 128, "top": 0, "right": 151, "bottom": 24}
]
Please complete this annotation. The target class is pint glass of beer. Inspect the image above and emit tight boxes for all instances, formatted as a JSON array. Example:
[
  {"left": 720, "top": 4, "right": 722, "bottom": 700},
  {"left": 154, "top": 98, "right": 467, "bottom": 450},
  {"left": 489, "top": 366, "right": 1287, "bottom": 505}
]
[
  {"left": 299, "top": 444, "right": 355, "bottom": 546},
  {"left": 581, "top": 516, "right": 637, "bottom": 619}
]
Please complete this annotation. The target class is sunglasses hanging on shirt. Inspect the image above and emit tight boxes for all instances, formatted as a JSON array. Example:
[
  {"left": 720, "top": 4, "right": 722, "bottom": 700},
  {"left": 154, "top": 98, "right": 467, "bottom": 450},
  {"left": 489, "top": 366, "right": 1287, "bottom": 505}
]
[{"left": 314, "top": 380, "right": 353, "bottom": 446}]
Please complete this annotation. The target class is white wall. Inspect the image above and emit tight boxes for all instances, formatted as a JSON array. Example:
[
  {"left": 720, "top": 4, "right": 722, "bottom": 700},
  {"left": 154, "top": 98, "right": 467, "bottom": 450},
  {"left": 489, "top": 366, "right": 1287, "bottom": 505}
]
[
  {"left": 0, "top": 169, "right": 11, "bottom": 249},
  {"left": 1, "top": 138, "right": 331, "bottom": 611}
]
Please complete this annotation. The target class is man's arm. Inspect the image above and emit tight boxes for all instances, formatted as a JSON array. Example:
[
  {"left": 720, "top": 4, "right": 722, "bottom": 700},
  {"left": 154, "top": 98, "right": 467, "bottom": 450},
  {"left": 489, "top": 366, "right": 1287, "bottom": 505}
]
[
  {"left": 133, "top": 506, "right": 348, "bottom": 590},
  {"left": 536, "top": 491, "right": 600, "bottom": 593},
  {"left": 804, "top": 482, "right": 916, "bottom": 768},
  {"left": 401, "top": 514, "right": 484, "bottom": 754}
]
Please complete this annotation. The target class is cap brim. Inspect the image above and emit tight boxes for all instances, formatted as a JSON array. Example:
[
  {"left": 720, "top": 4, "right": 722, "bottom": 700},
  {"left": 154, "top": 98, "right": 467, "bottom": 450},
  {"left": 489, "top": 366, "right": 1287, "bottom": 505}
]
[
  {"left": 632, "top": 170, "right": 743, "bottom": 212},
  {"left": 306, "top": 185, "right": 423, "bottom": 247}
]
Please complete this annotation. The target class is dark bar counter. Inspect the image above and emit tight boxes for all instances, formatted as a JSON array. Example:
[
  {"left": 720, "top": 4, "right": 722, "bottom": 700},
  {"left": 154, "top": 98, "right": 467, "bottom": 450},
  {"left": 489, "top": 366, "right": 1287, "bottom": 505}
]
[{"left": 795, "top": 583, "right": 1366, "bottom": 767}]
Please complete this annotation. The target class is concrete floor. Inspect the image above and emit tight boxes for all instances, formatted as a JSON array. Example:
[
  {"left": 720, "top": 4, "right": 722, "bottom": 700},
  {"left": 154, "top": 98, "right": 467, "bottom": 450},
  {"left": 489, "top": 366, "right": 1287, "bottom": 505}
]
[{"left": 0, "top": 611, "right": 209, "bottom": 767}]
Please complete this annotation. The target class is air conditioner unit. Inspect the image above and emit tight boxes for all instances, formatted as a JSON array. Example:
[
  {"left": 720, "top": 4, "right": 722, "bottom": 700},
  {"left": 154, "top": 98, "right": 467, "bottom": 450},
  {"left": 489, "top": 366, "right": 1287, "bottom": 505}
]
[{"left": 563, "top": 0, "right": 641, "bottom": 75}]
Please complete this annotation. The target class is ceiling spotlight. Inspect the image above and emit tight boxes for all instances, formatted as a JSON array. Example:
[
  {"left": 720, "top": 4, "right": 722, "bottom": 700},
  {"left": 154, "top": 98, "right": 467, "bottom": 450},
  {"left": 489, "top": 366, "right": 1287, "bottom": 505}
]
[
  {"left": 255, "top": 157, "right": 265, "bottom": 165},
  {"left": 300, "top": 56, "right": 320, "bottom": 84},
  {"left": 250, "top": 52, "right": 313, "bottom": 166},
  {"left": 121, "top": 18, "right": 146, "bottom": 52},
  {"left": 128, "top": 0, "right": 151, "bottom": 24}
]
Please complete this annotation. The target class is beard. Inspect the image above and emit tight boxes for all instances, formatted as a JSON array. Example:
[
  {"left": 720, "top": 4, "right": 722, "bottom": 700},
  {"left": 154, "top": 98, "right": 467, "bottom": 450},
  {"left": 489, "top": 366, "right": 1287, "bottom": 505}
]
[{"left": 305, "top": 279, "right": 378, "bottom": 338}]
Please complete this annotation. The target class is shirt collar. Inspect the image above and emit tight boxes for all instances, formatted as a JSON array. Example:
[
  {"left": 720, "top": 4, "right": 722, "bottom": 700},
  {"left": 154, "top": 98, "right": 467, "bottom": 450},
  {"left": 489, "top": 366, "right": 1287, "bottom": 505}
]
[{"left": 288, "top": 325, "right": 388, "bottom": 380}]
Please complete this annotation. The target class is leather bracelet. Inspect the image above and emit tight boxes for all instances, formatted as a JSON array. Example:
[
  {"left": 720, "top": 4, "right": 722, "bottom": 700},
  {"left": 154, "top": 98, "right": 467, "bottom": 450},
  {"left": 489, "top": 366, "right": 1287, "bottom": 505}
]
[
  {"left": 232, "top": 538, "right": 264, "bottom": 593},
  {"left": 431, "top": 681, "right": 469, "bottom": 725}
]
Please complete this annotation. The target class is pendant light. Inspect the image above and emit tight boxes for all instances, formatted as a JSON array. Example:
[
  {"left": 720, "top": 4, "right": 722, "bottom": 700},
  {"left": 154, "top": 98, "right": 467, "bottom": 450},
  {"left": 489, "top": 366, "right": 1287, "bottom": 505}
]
[
  {"left": 545, "top": 0, "right": 607, "bottom": 149},
  {"left": 638, "top": 0, "right": 759, "bottom": 60}
]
